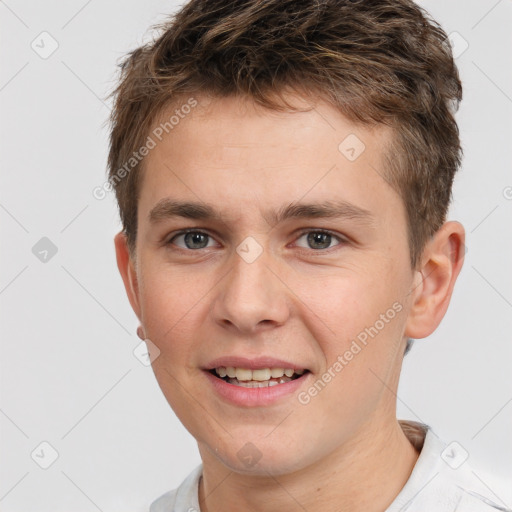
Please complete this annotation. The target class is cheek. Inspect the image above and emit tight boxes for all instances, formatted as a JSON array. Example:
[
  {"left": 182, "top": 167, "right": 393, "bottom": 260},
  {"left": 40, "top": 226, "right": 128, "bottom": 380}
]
[
  {"left": 291, "top": 280, "right": 406, "bottom": 446},
  {"left": 137, "top": 260, "right": 209, "bottom": 360},
  {"left": 136, "top": 263, "right": 212, "bottom": 433},
  {"left": 290, "top": 263, "right": 408, "bottom": 410},
  {"left": 291, "top": 265, "right": 403, "bottom": 346}
]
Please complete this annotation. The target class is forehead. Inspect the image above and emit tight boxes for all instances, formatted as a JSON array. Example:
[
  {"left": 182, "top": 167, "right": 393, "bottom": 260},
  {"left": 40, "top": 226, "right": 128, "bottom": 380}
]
[{"left": 139, "top": 93, "right": 400, "bottom": 226}]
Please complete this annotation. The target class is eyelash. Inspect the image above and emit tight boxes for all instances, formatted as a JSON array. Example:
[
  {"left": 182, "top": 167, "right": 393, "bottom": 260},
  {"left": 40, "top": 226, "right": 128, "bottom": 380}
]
[{"left": 165, "top": 228, "right": 346, "bottom": 254}]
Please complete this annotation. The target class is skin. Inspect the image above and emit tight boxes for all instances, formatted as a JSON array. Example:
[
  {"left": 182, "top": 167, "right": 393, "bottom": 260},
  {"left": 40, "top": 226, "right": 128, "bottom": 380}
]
[{"left": 115, "top": 92, "right": 465, "bottom": 512}]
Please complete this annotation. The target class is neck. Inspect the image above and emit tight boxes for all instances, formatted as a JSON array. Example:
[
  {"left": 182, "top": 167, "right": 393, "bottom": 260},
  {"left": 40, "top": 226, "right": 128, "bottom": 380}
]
[{"left": 198, "top": 418, "right": 420, "bottom": 512}]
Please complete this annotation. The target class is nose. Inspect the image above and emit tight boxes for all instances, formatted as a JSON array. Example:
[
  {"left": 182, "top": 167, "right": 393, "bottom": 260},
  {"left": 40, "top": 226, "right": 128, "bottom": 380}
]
[{"left": 211, "top": 241, "right": 291, "bottom": 334}]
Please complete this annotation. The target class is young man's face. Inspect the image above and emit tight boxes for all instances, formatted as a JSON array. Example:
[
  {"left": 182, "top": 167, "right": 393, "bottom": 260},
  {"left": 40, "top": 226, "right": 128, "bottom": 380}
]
[{"left": 117, "top": 93, "right": 421, "bottom": 474}]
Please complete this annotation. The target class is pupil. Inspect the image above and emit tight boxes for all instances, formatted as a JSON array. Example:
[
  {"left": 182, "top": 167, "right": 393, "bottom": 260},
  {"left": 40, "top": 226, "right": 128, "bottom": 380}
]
[
  {"left": 185, "top": 232, "right": 208, "bottom": 249},
  {"left": 308, "top": 232, "right": 331, "bottom": 249}
]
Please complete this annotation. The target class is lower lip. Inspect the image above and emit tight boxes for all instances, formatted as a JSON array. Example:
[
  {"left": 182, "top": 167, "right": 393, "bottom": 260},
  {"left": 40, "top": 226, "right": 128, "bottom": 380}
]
[{"left": 204, "top": 371, "right": 309, "bottom": 407}]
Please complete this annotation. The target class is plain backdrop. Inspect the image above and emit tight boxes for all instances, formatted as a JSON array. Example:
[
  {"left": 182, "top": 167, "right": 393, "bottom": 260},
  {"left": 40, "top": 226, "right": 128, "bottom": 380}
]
[{"left": 1, "top": 1, "right": 511, "bottom": 510}]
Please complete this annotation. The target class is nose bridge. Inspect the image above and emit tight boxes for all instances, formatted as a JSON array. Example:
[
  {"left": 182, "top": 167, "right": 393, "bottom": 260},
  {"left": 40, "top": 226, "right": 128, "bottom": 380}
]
[{"left": 213, "top": 236, "right": 289, "bottom": 332}]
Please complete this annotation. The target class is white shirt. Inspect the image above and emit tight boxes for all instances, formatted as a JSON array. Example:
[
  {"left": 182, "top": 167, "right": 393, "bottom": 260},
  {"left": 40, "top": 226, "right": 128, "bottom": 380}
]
[{"left": 150, "top": 422, "right": 510, "bottom": 512}]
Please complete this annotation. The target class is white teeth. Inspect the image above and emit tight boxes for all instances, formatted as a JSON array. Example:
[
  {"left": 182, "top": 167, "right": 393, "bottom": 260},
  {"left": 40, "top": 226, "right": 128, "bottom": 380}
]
[
  {"left": 271, "top": 368, "right": 285, "bottom": 378},
  {"left": 235, "top": 368, "right": 252, "bottom": 381},
  {"left": 227, "top": 376, "right": 293, "bottom": 387},
  {"left": 252, "top": 368, "right": 271, "bottom": 381},
  {"left": 214, "top": 366, "right": 305, "bottom": 383}
]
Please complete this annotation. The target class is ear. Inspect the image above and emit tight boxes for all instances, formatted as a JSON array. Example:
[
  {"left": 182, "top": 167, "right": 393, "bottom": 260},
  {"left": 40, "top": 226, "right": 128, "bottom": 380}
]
[
  {"left": 114, "top": 231, "right": 142, "bottom": 321},
  {"left": 404, "top": 221, "right": 465, "bottom": 339}
]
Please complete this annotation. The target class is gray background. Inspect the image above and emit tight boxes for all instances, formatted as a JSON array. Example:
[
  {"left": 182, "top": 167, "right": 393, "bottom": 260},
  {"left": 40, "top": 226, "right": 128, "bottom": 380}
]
[{"left": 1, "top": 0, "right": 511, "bottom": 510}]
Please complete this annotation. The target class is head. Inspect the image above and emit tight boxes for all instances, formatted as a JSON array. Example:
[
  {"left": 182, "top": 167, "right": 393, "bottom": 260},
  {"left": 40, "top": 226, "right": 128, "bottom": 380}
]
[{"left": 110, "top": 0, "right": 465, "bottom": 474}]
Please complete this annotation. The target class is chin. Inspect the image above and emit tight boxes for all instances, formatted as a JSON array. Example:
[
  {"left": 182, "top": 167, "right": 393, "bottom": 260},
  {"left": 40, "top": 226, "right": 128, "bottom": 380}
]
[{"left": 206, "top": 436, "right": 318, "bottom": 477}]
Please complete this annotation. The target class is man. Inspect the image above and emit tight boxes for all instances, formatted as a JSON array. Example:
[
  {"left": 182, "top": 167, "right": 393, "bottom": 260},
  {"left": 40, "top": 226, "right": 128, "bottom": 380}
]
[{"left": 108, "top": 1, "right": 509, "bottom": 510}]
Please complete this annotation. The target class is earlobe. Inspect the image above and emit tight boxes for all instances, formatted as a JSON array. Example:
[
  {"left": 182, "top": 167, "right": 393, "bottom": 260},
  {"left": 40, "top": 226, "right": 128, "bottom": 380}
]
[
  {"left": 114, "top": 232, "right": 142, "bottom": 320},
  {"left": 404, "top": 221, "right": 465, "bottom": 340}
]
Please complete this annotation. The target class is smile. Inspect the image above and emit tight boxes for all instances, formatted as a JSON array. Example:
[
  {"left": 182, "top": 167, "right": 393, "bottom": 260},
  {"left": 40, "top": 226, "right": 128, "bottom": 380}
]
[{"left": 211, "top": 367, "right": 306, "bottom": 388}]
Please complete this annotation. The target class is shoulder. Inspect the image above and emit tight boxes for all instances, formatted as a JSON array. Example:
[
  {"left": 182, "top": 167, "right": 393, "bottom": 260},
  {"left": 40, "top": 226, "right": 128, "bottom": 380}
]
[
  {"left": 454, "top": 489, "right": 512, "bottom": 512},
  {"left": 403, "top": 473, "right": 512, "bottom": 512},
  {"left": 150, "top": 465, "right": 203, "bottom": 512},
  {"left": 391, "top": 422, "right": 511, "bottom": 512},
  {"left": 150, "top": 489, "right": 177, "bottom": 512}
]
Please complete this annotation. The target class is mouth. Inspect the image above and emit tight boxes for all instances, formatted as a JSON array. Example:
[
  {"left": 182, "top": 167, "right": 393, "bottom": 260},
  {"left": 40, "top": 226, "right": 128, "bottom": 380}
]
[{"left": 208, "top": 366, "right": 309, "bottom": 388}]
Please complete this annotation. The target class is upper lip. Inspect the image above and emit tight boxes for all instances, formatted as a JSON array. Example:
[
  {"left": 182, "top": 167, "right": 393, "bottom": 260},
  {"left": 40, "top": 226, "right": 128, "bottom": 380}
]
[{"left": 204, "top": 356, "right": 307, "bottom": 371}]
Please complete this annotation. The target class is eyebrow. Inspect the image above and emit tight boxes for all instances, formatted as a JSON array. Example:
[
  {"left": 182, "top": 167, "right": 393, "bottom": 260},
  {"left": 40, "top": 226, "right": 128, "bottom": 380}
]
[{"left": 148, "top": 199, "right": 375, "bottom": 227}]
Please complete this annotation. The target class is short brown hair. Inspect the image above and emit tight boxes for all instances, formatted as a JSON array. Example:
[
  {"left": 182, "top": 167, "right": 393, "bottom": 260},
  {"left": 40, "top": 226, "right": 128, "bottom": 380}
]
[{"left": 107, "top": 0, "right": 462, "bottom": 270}]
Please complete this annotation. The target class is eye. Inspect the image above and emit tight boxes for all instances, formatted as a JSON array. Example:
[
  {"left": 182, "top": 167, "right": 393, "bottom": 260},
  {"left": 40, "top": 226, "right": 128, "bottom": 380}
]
[
  {"left": 168, "top": 230, "right": 217, "bottom": 250},
  {"left": 166, "top": 229, "right": 344, "bottom": 252},
  {"left": 295, "top": 230, "right": 343, "bottom": 251}
]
